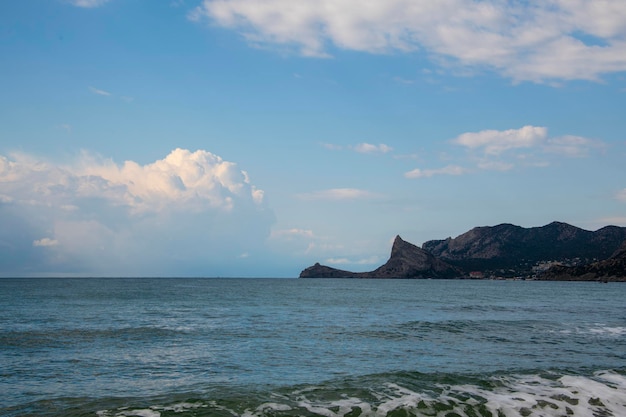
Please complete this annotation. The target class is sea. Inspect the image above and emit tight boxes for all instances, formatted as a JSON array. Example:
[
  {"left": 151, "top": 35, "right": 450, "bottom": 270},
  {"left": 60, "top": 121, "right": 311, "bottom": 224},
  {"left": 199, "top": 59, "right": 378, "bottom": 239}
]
[{"left": 1, "top": 278, "right": 625, "bottom": 417}]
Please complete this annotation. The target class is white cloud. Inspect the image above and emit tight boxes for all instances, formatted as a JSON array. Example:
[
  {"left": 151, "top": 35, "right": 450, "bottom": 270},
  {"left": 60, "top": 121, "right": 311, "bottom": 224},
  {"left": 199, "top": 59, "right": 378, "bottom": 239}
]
[
  {"left": 616, "top": 189, "right": 626, "bottom": 203},
  {"left": 451, "top": 126, "right": 605, "bottom": 170},
  {"left": 453, "top": 126, "right": 548, "bottom": 155},
  {"left": 543, "top": 135, "right": 605, "bottom": 157},
  {"left": 0, "top": 149, "right": 273, "bottom": 276},
  {"left": 71, "top": 148, "right": 265, "bottom": 213},
  {"left": 352, "top": 143, "right": 393, "bottom": 154},
  {"left": 89, "top": 86, "right": 112, "bottom": 96},
  {"left": 297, "top": 188, "right": 380, "bottom": 200},
  {"left": 191, "top": 0, "right": 626, "bottom": 82},
  {"left": 69, "top": 0, "right": 111, "bottom": 7},
  {"left": 404, "top": 165, "right": 467, "bottom": 179},
  {"left": 33, "top": 238, "right": 59, "bottom": 247}
]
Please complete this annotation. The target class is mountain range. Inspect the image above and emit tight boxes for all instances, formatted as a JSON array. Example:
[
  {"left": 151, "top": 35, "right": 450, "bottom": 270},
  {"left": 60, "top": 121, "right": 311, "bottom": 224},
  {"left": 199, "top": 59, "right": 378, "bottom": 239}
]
[{"left": 299, "top": 222, "right": 626, "bottom": 281}]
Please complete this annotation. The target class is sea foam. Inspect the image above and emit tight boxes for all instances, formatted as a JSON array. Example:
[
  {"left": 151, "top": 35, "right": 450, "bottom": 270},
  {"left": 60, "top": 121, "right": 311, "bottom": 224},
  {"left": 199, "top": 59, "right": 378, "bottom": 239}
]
[{"left": 95, "top": 371, "right": 626, "bottom": 417}]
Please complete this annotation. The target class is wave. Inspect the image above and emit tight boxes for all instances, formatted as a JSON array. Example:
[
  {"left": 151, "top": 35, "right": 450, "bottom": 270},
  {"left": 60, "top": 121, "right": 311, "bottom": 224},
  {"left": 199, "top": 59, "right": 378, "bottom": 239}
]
[{"left": 7, "top": 369, "right": 625, "bottom": 417}]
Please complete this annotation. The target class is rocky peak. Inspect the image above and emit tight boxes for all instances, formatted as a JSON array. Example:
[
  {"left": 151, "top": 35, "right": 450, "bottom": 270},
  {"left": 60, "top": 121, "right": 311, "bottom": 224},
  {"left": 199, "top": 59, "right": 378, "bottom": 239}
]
[
  {"left": 390, "top": 235, "right": 413, "bottom": 257},
  {"left": 300, "top": 234, "right": 461, "bottom": 279}
]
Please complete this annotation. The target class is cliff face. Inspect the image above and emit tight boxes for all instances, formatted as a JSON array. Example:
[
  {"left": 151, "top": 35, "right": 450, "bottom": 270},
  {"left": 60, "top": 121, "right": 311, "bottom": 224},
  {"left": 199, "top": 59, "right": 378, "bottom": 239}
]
[
  {"left": 422, "top": 221, "right": 626, "bottom": 273},
  {"left": 299, "top": 235, "right": 461, "bottom": 279},
  {"left": 539, "top": 240, "right": 626, "bottom": 282}
]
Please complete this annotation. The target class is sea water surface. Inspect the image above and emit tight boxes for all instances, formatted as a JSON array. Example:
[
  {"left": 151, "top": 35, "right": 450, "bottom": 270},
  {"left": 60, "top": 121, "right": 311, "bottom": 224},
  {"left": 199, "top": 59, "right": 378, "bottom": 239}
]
[{"left": 0, "top": 278, "right": 625, "bottom": 417}]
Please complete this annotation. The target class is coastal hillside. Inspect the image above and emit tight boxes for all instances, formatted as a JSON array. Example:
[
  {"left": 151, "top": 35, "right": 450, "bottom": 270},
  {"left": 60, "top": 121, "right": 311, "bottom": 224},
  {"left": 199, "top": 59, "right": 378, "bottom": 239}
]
[
  {"left": 421, "top": 221, "right": 626, "bottom": 277},
  {"left": 300, "top": 222, "right": 626, "bottom": 279},
  {"left": 539, "top": 240, "right": 626, "bottom": 281}
]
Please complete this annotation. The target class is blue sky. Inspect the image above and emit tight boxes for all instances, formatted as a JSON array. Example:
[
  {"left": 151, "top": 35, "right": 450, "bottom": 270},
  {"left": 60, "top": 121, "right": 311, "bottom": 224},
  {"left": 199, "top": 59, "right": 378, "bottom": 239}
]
[{"left": 1, "top": 0, "right": 625, "bottom": 277}]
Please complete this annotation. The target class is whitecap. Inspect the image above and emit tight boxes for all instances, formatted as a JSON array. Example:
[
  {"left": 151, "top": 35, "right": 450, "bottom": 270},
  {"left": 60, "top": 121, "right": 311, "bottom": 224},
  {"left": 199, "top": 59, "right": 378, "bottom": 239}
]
[{"left": 588, "top": 326, "right": 626, "bottom": 336}]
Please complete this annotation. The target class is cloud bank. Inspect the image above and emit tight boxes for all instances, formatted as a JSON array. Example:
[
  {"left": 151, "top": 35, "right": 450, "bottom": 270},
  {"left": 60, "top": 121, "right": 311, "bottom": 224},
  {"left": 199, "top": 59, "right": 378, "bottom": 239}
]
[
  {"left": 192, "top": 0, "right": 626, "bottom": 82},
  {"left": 0, "top": 149, "right": 273, "bottom": 276}
]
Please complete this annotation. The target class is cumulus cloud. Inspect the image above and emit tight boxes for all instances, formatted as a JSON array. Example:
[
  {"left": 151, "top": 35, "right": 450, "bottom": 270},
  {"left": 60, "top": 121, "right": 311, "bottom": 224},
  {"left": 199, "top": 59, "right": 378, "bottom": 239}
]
[
  {"left": 297, "top": 188, "right": 380, "bottom": 201},
  {"left": 0, "top": 149, "right": 273, "bottom": 276},
  {"left": 191, "top": 0, "right": 626, "bottom": 82},
  {"left": 404, "top": 165, "right": 467, "bottom": 179}
]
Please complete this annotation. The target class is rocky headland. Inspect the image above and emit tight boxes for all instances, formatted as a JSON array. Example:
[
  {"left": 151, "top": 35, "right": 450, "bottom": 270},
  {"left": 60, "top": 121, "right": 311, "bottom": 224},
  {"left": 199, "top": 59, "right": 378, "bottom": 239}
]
[
  {"left": 299, "top": 222, "right": 626, "bottom": 280},
  {"left": 299, "top": 235, "right": 461, "bottom": 279}
]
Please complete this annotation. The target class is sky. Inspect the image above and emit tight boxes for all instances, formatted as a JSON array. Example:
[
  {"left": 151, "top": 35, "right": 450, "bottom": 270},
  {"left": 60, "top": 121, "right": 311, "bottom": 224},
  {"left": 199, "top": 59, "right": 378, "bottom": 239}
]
[{"left": 1, "top": 0, "right": 625, "bottom": 277}]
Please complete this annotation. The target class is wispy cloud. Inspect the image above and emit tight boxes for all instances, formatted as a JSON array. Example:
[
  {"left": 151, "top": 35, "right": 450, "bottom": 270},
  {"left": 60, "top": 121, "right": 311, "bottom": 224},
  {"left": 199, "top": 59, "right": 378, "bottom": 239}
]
[
  {"left": 616, "top": 189, "right": 626, "bottom": 203},
  {"left": 68, "top": 0, "right": 111, "bottom": 7},
  {"left": 320, "top": 142, "right": 393, "bottom": 154},
  {"left": 353, "top": 143, "right": 393, "bottom": 154},
  {"left": 393, "top": 77, "right": 415, "bottom": 85},
  {"left": 191, "top": 0, "right": 626, "bottom": 83},
  {"left": 89, "top": 86, "right": 112, "bottom": 96},
  {"left": 270, "top": 228, "right": 314, "bottom": 239},
  {"left": 404, "top": 165, "right": 467, "bottom": 179},
  {"left": 476, "top": 160, "right": 514, "bottom": 171},
  {"left": 320, "top": 143, "right": 344, "bottom": 151},
  {"left": 89, "top": 86, "right": 134, "bottom": 103},
  {"left": 297, "top": 188, "right": 380, "bottom": 201},
  {"left": 543, "top": 135, "right": 606, "bottom": 158},
  {"left": 58, "top": 124, "right": 73, "bottom": 134}
]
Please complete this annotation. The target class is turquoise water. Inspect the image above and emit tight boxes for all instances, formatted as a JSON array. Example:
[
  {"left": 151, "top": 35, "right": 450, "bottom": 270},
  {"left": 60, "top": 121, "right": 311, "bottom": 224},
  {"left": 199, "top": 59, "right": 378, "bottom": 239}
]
[{"left": 1, "top": 278, "right": 625, "bottom": 416}]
